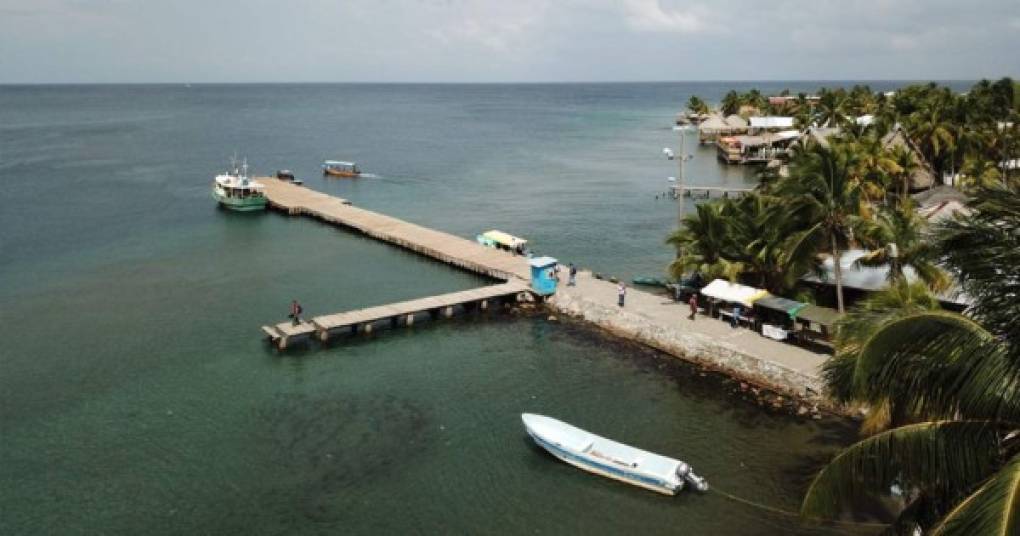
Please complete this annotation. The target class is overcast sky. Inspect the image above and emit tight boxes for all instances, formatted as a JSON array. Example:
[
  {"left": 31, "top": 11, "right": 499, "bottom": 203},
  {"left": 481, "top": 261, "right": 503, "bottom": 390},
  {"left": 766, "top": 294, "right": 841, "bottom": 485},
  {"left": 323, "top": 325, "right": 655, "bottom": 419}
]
[{"left": 1, "top": 0, "right": 1017, "bottom": 83}]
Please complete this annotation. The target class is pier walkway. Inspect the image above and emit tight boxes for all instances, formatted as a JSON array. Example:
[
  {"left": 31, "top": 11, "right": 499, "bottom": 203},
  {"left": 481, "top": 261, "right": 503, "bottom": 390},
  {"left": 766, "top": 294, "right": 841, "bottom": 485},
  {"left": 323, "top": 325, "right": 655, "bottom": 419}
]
[
  {"left": 257, "top": 179, "right": 830, "bottom": 405},
  {"left": 262, "top": 281, "right": 530, "bottom": 349},
  {"left": 261, "top": 179, "right": 531, "bottom": 281}
]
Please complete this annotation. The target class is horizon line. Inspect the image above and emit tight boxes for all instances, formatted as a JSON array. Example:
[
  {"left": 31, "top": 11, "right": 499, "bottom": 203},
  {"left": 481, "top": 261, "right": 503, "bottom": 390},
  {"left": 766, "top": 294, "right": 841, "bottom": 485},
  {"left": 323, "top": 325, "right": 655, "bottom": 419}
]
[{"left": 0, "top": 77, "right": 994, "bottom": 87}]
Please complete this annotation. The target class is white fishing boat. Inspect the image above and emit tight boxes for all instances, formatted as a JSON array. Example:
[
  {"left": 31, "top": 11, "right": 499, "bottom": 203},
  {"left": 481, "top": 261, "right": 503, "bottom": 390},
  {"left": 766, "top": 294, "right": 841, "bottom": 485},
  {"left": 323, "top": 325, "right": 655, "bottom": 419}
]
[
  {"left": 522, "top": 413, "right": 708, "bottom": 495},
  {"left": 212, "top": 158, "right": 267, "bottom": 212}
]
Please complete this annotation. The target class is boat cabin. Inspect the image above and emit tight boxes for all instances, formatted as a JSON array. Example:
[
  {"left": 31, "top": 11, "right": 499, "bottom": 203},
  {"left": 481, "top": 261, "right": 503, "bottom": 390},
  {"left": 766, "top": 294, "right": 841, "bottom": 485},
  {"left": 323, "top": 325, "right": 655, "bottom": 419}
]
[
  {"left": 322, "top": 160, "right": 360, "bottom": 177},
  {"left": 476, "top": 230, "right": 528, "bottom": 255},
  {"left": 214, "top": 175, "right": 265, "bottom": 199}
]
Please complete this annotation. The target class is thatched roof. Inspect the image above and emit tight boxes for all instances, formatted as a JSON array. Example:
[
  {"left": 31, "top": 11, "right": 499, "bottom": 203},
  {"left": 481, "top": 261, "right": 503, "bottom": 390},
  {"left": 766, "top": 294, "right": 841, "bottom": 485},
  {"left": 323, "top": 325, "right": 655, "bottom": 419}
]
[
  {"left": 699, "top": 114, "right": 729, "bottom": 132},
  {"left": 724, "top": 114, "right": 748, "bottom": 128},
  {"left": 881, "top": 126, "right": 935, "bottom": 191}
]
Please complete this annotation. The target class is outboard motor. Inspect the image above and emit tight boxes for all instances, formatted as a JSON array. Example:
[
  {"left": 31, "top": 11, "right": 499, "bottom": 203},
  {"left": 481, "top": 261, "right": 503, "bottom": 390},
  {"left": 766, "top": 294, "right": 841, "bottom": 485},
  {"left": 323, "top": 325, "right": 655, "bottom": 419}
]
[
  {"left": 684, "top": 471, "right": 710, "bottom": 492},
  {"left": 675, "top": 462, "right": 690, "bottom": 478}
]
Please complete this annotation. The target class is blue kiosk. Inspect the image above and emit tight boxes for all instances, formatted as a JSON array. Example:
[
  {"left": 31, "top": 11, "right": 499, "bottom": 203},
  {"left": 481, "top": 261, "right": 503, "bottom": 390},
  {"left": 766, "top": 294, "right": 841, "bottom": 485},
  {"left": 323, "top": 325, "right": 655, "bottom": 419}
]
[{"left": 529, "top": 256, "right": 559, "bottom": 296}]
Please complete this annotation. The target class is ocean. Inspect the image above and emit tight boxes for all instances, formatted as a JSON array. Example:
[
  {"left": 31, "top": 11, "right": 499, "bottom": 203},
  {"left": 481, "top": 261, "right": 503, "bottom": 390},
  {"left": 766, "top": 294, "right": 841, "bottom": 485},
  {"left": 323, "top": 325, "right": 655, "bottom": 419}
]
[{"left": 0, "top": 82, "right": 947, "bottom": 534}]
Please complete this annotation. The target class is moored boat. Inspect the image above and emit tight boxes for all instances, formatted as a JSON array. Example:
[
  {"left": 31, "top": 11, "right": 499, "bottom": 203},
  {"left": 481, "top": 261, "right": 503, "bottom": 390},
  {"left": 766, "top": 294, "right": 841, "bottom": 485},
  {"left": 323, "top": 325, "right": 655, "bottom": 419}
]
[
  {"left": 522, "top": 413, "right": 708, "bottom": 495},
  {"left": 476, "top": 230, "right": 528, "bottom": 255},
  {"left": 212, "top": 159, "right": 267, "bottom": 212},
  {"left": 322, "top": 160, "right": 361, "bottom": 177}
]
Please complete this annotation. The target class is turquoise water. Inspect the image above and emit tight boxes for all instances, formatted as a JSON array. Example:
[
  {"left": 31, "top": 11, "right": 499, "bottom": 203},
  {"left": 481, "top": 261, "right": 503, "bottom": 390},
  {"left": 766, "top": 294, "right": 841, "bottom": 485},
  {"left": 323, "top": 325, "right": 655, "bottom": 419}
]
[{"left": 0, "top": 83, "right": 930, "bottom": 534}]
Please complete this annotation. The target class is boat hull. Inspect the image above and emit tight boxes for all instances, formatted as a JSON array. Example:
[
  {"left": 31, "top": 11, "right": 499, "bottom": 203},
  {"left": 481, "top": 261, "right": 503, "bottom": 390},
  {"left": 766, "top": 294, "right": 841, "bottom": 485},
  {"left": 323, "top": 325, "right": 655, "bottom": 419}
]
[
  {"left": 525, "top": 424, "right": 681, "bottom": 495},
  {"left": 212, "top": 191, "right": 267, "bottom": 212},
  {"left": 323, "top": 169, "right": 360, "bottom": 178}
]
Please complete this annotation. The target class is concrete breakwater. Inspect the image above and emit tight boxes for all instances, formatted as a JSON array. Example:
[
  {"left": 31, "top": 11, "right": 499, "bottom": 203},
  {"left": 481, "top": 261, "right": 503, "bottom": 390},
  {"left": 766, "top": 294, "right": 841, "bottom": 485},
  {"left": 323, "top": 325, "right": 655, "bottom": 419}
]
[
  {"left": 258, "top": 179, "right": 834, "bottom": 411},
  {"left": 547, "top": 274, "right": 830, "bottom": 410}
]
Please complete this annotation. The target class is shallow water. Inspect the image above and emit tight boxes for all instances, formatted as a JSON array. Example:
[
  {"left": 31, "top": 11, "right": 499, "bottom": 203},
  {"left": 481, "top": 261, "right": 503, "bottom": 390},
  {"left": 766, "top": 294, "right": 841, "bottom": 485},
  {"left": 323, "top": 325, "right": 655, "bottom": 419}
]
[{"left": 0, "top": 82, "right": 945, "bottom": 534}]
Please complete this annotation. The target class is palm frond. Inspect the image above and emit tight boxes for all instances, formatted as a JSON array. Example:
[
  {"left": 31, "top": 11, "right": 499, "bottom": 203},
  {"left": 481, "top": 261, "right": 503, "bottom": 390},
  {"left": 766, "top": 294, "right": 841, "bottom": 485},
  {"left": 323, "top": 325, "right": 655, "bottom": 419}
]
[
  {"left": 851, "top": 311, "right": 1018, "bottom": 421},
  {"left": 801, "top": 420, "right": 1002, "bottom": 520},
  {"left": 930, "top": 454, "right": 1020, "bottom": 536}
]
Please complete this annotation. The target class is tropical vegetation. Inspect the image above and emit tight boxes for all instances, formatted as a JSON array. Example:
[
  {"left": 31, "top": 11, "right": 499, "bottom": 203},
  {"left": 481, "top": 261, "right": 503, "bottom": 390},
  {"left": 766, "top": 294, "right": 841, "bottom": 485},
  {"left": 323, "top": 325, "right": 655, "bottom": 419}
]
[
  {"left": 803, "top": 184, "right": 1020, "bottom": 534},
  {"left": 669, "top": 78, "right": 1019, "bottom": 533},
  {"left": 667, "top": 78, "right": 1018, "bottom": 312}
]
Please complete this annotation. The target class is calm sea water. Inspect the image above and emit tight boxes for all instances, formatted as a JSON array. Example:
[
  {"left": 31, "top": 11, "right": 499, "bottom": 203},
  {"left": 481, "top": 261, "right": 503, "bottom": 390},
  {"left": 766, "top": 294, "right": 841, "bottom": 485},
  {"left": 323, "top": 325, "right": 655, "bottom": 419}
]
[{"left": 0, "top": 82, "right": 947, "bottom": 535}]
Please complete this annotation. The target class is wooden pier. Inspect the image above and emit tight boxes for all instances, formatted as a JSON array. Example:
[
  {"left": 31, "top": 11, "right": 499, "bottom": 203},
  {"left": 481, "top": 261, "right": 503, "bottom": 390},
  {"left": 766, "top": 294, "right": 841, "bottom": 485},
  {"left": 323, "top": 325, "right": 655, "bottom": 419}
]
[
  {"left": 260, "top": 179, "right": 531, "bottom": 281},
  {"left": 669, "top": 185, "right": 754, "bottom": 199},
  {"left": 261, "top": 281, "right": 530, "bottom": 349}
]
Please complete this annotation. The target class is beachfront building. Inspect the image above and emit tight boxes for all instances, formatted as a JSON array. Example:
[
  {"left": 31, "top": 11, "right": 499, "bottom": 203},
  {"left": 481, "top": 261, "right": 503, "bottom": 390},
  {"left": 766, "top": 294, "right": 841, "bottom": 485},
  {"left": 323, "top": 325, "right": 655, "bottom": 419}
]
[
  {"left": 716, "top": 117, "right": 800, "bottom": 165},
  {"left": 697, "top": 113, "right": 748, "bottom": 144}
]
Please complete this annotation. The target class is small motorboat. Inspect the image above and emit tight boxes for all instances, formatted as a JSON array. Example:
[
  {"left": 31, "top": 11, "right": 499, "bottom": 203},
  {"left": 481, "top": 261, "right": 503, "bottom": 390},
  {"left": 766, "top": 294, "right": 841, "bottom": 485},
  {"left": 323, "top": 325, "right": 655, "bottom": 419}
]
[
  {"left": 631, "top": 276, "right": 669, "bottom": 288},
  {"left": 322, "top": 160, "right": 361, "bottom": 178},
  {"left": 275, "top": 169, "right": 302, "bottom": 185},
  {"left": 522, "top": 413, "right": 708, "bottom": 495}
]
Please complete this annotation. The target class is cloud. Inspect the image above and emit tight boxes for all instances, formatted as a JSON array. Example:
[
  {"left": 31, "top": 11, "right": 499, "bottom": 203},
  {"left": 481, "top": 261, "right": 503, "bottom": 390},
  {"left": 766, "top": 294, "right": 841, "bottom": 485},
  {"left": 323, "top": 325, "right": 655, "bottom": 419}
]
[
  {"left": 0, "top": 0, "right": 1016, "bottom": 82},
  {"left": 621, "top": 0, "right": 705, "bottom": 33}
]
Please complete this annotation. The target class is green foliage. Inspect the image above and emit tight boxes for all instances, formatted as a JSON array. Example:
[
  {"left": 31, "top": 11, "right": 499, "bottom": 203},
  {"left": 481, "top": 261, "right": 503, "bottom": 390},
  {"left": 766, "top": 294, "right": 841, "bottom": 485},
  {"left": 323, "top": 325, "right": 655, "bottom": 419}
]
[
  {"left": 686, "top": 95, "right": 709, "bottom": 115},
  {"left": 804, "top": 185, "right": 1020, "bottom": 534}
]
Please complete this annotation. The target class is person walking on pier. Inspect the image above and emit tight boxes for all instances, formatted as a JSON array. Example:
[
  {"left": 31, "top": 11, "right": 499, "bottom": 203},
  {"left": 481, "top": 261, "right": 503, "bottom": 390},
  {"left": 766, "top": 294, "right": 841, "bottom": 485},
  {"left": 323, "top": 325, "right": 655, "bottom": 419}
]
[
  {"left": 290, "top": 299, "right": 303, "bottom": 326},
  {"left": 617, "top": 282, "right": 626, "bottom": 307},
  {"left": 568, "top": 263, "right": 577, "bottom": 286},
  {"left": 688, "top": 293, "right": 698, "bottom": 320}
]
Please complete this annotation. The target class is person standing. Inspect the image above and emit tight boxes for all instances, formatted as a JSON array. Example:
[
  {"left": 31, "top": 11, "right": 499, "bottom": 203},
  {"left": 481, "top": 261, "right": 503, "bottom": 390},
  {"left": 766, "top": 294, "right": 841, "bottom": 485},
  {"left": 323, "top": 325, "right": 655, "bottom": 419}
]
[
  {"left": 568, "top": 263, "right": 577, "bottom": 286},
  {"left": 688, "top": 293, "right": 698, "bottom": 320},
  {"left": 617, "top": 282, "right": 626, "bottom": 307},
  {"left": 290, "top": 299, "right": 303, "bottom": 326}
]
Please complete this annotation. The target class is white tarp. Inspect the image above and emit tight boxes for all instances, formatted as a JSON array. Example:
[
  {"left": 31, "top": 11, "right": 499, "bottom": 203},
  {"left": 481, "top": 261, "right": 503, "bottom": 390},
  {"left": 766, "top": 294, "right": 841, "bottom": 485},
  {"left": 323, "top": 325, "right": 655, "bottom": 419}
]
[
  {"left": 699, "top": 279, "right": 768, "bottom": 307},
  {"left": 749, "top": 116, "right": 794, "bottom": 129}
]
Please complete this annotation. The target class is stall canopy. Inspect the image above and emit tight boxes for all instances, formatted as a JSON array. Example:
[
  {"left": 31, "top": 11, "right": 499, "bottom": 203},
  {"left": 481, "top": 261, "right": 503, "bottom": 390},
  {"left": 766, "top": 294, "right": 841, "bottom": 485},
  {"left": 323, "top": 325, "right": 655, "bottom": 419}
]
[
  {"left": 699, "top": 279, "right": 769, "bottom": 307},
  {"left": 754, "top": 295, "right": 807, "bottom": 319},
  {"left": 795, "top": 304, "right": 843, "bottom": 327}
]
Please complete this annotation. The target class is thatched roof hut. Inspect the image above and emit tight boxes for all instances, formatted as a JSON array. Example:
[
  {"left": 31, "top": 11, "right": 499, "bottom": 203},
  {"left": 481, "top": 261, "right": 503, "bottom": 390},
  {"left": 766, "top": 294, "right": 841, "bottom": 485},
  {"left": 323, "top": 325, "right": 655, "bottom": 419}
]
[{"left": 881, "top": 125, "right": 935, "bottom": 191}]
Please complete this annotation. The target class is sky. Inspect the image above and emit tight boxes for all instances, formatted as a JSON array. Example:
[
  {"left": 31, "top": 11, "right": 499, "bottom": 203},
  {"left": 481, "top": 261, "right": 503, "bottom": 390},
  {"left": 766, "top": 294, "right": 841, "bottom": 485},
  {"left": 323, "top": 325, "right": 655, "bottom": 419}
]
[{"left": 1, "top": 0, "right": 1018, "bottom": 83}]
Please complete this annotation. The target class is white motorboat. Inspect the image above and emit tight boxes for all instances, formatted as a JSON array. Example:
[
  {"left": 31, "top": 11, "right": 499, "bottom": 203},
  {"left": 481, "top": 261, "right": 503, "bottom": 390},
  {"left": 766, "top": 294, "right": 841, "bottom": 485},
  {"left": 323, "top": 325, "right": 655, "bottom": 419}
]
[{"left": 522, "top": 413, "right": 708, "bottom": 495}]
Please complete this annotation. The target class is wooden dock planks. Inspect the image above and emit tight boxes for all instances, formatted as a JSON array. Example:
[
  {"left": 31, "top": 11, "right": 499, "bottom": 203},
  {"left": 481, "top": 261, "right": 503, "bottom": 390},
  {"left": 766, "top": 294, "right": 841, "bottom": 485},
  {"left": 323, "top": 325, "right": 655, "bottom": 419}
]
[
  {"left": 261, "top": 281, "right": 529, "bottom": 349},
  {"left": 258, "top": 179, "right": 533, "bottom": 281}
]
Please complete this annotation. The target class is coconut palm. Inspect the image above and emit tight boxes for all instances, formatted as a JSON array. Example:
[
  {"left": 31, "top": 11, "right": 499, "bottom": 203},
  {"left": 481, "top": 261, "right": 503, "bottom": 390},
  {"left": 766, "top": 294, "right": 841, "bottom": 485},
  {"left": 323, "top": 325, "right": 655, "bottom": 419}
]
[
  {"left": 907, "top": 106, "right": 956, "bottom": 179},
  {"left": 720, "top": 90, "right": 741, "bottom": 116},
  {"left": 814, "top": 88, "right": 850, "bottom": 128},
  {"left": 887, "top": 144, "right": 919, "bottom": 203},
  {"left": 824, "top": 279, "right": 942, "bottom": 434},
  {"left": 665, "top": 201, "right": 744, "bottom": 282},
  {"left": 775, "top": 143, "right": 866, "bottom": 313},
  {"left": 801, "top": 184, "right": 1020, "bottom": 534},
  {"left": 686, "top": 95, "right": 709, "bottom": 115},
  {"left": 854, "top": 204, "right": 950, "bottom": 292}
]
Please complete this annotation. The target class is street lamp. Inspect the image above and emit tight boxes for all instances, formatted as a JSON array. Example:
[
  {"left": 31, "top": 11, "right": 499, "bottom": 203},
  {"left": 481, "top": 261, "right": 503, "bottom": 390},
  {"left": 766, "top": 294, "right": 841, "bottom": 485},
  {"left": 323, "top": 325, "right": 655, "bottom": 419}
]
[{"left": 664, "top": 125, "right": 695, "bottom": 229}]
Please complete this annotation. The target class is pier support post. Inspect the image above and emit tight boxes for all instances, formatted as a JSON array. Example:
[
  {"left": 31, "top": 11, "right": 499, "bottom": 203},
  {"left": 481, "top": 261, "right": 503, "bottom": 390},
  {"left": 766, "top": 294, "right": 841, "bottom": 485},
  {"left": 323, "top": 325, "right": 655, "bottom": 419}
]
[
  {"left": 319, "top": 330, "right": 330, "bottom": 343},
  {"left": 443, "top": 306, "right": 454, "bottom": 318},
  {"left": 480, "top": 299, "right": 488, "bottom": 311},
  {"left": 278, "top": 337, "right": 288, "bottom": 351},
  {"left": 362, "top": 322, "right": 373, "bottom": 334},
  {"left": 406, "top": 314, "right": 415, "bottom": 326}
]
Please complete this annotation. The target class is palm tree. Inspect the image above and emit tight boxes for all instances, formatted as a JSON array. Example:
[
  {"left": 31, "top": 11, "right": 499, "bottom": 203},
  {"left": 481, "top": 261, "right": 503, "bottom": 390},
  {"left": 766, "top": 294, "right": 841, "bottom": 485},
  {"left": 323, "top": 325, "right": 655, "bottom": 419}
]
[
  {"left": 665, "top": 201, "right": 744, "bottom": 282},
  {"left": 848, "top": 135, "right": 900, "bottom": 203},
  {"left": 801, "top": 184, "right": 1020, "bottom": 534},
  {"left": 887, "top": 144, "right": 918, "bottom": 203},
  {"left": 686, "top": 95, "right": 709, "bottom": 115},
  {"left": 814, "top": 88, "right": 850, "bottom": 128},
  {"left": 854, "top": 204, "right": 950, "bottom": 292},
  {"left": 824, "top": 279, "right": 942, "bottom": 434},
  {"left": 775, "top": 143, "right": 866, "bottom": 313},
  {"left": 907, "top": 105, "right": 956, "bottom": 179},
  {"left": 720, "top": 90, "right": 741, "bottom": 116}
]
